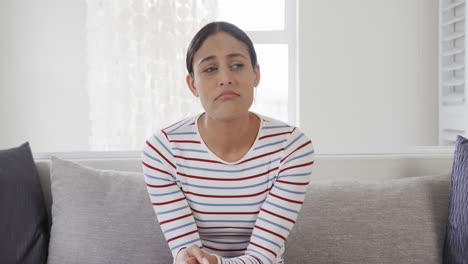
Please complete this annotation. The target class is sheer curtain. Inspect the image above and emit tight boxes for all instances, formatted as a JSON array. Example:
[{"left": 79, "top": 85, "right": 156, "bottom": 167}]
[{"left": 86, "top": 0, "right": 217, "bottom": 150}]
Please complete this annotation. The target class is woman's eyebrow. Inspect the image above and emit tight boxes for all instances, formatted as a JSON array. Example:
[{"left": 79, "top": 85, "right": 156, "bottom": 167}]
[
  {"left": 227, "top": 53, "right": 246, "bottom": 59},
  {"left": 199, "top": 55, "right": 216, "bottom": 65},
  {"left": 198, "top": 53, "right": 247, "bottom": 65}
]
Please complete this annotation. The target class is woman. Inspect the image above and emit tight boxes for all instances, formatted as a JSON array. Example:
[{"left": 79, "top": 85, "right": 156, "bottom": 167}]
[{"left": 142, "top": 21, "right": 314, "bottom": 264}]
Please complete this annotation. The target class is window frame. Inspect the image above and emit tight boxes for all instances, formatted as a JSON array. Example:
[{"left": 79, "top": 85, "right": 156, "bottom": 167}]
[{"left": 243, "top": 0, "right": 298, "bottom": 125}]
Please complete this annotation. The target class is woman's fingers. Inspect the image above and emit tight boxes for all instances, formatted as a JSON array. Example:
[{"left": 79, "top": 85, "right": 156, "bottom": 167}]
[{"left": 186, "top": 244, "right": 209, "bottom": 264}]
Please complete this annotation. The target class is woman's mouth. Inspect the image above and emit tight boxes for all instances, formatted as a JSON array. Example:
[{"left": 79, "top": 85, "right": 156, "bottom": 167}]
[{"left": 216, "top": 91, "right": 239, "bottom": 100}]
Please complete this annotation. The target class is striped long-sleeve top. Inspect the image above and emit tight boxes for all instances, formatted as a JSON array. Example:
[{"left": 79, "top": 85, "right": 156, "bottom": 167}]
[{"left": 141, "top": 113, "right": 314, "bottom": 264}]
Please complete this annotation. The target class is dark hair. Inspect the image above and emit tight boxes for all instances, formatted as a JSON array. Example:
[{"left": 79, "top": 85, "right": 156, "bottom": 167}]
[{"left": 186, "top": 21, "right": 257, "bottom": 76}]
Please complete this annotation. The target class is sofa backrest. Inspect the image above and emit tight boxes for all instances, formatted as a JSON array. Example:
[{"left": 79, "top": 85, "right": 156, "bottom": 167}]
[
  {"left": 35, "top": 153, "right": 454, "bottom": 264},
  {"left": 35, "top": 154, "right": 454, "bottom": 219}
]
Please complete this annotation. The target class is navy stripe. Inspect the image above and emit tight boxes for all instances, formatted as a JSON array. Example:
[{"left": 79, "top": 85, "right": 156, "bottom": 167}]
[
  {"left": 277, "top": 172, "right": 312, "bottom": 178},
  {"left": 144, "top": 173, "right": 172, "bottom": 182},
  {"left": 164, "top": 221, "right": 196, "bottom": 234},
  {"left": 170, "top": 238, "right": 201, "bottom": 251},
  {"left": 257, "top": 217, "right": 291, "bottom": 232},
  {"left": 272, "top": 185, "right": 306, "bottom": 195},
  {"left": 167, "top": 132, "right": 197, "bottom": 136},
  {"left": 254, "top": 139, "right": 287, "bottom": 151},
  {"left": 187, "top": 198, "right": 266, "bottom": 207},
  {"left": 265, "top": 200, "right": 300, "bottom": 214},
  {"left": 284, "top": 133, "right": 304, "bottom": 150},
  {"left": 201, "top": 238, "right": 250, "bottom": 244},
  {"left": 158, "top": 205, "right": 190, "bottom": 215},
  {"left": 172, "top": 147, "right": 208, "bottom": 153},
  {"left": 180, "top": 177, "right": 275, "bottom": 190},
  {"left": 251, "top": 234, "right": 281, "bottom": 249},
  {"left": 176, "top": 158, "right": 280, "bottom": 173},
  {"left": 143, "top": 151, "right": 163, "bottom": 164},
  {"left": 168, "top": 118, "right": 192, "bottom": 133},
  {"left": 150, "top": 190, "right": 181, "bottom": 196},
  {"left": 284, "top": 150, "right": 314, "bottom": 164},
  {"left": 262, "top": 125, "right": 290, "bottom": 130},
  {"left": 194, "top": 218, "right": 256, "bottom": 223},
  {"left": 154, "top": 135, "right": 174, "bottom": 156}
]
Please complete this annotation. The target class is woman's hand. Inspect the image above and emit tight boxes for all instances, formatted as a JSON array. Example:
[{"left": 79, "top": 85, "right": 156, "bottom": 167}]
[
  {"left": 175, "top": 244, "right": 218, "bottom": 264},
  {"left": 175, "top": 247, "right": 199, "bottom": 264}
]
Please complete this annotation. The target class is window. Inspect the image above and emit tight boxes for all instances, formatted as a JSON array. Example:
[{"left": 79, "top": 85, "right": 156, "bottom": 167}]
[{"left": 216, "top": 0, "right": 297, "bottom": 124}]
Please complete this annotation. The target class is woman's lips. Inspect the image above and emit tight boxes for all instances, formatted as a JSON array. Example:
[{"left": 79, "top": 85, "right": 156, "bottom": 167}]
[{"left": 216, "top": 91, "right": 239, "bottom": 100}]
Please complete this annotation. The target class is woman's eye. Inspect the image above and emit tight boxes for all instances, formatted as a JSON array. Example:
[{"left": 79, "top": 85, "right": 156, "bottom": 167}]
[
  {"left": 231, "top": 63, "right": 244, "bottom": 70},
  {"left": 204, "top": 67, "right": 217, "bottom": 73}
]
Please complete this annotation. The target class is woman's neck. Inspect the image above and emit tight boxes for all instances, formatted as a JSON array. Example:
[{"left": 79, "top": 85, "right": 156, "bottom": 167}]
[{"left": 198, "top": 112, "right": 260, "bottom": 162}]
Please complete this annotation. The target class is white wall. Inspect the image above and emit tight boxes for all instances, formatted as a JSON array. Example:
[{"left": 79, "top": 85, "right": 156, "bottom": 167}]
[
  {"left": 0, "top": 0, "right": 439, "bottom": 153},
  {"left": 0, "top": 0, "right": 89, "bottom": 152},
  {"left": 298, "top": 0, "right": 439, "bottom": 153}
]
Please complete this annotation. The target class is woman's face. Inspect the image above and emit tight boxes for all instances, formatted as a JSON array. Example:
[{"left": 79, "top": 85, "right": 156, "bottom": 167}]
[{"left": 186, "top": 32, "right": 260, "bottom": 121}]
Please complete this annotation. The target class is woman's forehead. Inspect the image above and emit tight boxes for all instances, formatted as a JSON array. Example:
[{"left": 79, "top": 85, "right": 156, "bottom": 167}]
[{"left": 194, "top": 32, "right": 250, "bottom": 63}]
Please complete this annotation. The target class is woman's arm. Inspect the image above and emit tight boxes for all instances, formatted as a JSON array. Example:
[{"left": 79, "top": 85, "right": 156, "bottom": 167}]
[
  {"left": 219, "top": 128, "right": 314, "bottom": 264},
  {"left": 142, "top": 132, "right": 204, "bottom": 260}
]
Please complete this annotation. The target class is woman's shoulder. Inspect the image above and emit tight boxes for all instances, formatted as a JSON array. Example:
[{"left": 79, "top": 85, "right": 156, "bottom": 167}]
[
  {"left": 255, "top": 113, "right": 312, "bottom": 148},
  {"left": 144, "top": 115, "right": 199, "bottom": 149}
]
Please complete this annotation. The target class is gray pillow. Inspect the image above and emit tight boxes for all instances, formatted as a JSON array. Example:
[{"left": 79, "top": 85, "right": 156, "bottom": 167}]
[
  {"left": 47, "top": 157, "right": 171, "bottom": 264},
  {"left": 285, "top": 174, "right": 451, "bottom": 264},
  {"left": 443, "top": 135, "right": 468, "bottom": 263},
  {"left": 0, "top": 142, "right": 49, "bottom": 264}
]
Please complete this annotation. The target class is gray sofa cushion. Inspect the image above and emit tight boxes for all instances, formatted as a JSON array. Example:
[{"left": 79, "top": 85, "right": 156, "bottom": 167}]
[
  {"left": 0, "top": 142, "right": 49, "bottom": 264},
  {"left": 285, "top": 174, "right": 451, "bottom": 264},
  {"left": 47, "top": 157, "right": 171, "bottom": 264},
  {"left": 443, "top": 135, "right": 468, "bottom": 263}
]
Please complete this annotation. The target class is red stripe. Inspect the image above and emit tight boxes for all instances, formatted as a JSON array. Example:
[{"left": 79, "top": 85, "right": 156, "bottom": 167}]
[
  {"left": 276, "top": 179, "right": 310, "bottom": 185},
  {"left": 146, "top": 140, "right": 176, "bottom": 169},
  {"left": 203, "top": 245, "right": 246, "bottom": 252},
  {"left": 159, "top": 213, "right": 191, "bottom": 225},
  {"left": 197, "top": 226, "right": 253, "bottom": 230},
  {"left": 254, "top": 225, "right": 286, "bottom": 241},
  {"left": 142, "top": 161, "right": 172, "bottom": 176},
  {"left": 170, "top": 140, "right": 201, "bottom": 144},
  {"left": 161, "top": 130, "right": 169, "bottom": 140},
  {"left": 247, "top": 255, "right": 262, "bottom": 264},
  {"left": 152, "top": 197, "right": 185, "bottom": 206},
  {"left": 162, "top": 119, "right": 185, "bottom": 131},
  {"left": 280, "top": 140, "right": 312, "bottom": 163},
  {"left": 167, "top": 230, "right": 198, "bottom": 243},
  {"left": 250, "top": 242, "right": 277, "bottom": 257},
  {"left": 185, "top": 188, "right": 270, "bottom": 198},
  {"left": 239, "top": 259, "right": 247, "bottom": 264},
  {"left": 192, "top": 208, "right": 259, "bottom": 215},
  {"left": 258, "top": 128, "right": 295, "bottom": 140},
  {"left": 174, "top": 155, "right": 222, "bottom": 164},
  {"left": 178, "top": 168, "right": 278, "bottom": 181},
  {"left": 261, "top": 208, "right": 295, "bottom": 223},
  {"left": 238, "top": 149, "right": 284, "bottom": 164},
  {"left": 269, "top": 192, "right": 303, "bottom": 204},
  {"left": 279, "top": 161, "right": 314, "bottom": 174},
  {"left": 146, "top": 182, "right": 176, "bottom": 188}
]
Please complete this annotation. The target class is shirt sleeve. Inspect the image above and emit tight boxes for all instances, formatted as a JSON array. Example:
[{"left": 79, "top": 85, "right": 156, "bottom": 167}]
[
  {"left": 219, "top": 127, "right": 314, "bottom": 264},
  {"left": 141, "top": 132, "right": 203, "bottom": 260}
]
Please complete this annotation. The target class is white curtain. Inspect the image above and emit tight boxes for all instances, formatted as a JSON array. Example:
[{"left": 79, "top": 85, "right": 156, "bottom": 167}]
[{"left": 86, "top": 0, "right": 217, "bottom": 150}]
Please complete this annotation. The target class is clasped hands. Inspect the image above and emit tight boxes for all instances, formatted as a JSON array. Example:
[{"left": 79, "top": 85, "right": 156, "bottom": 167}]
[{"left": 175, "top": 244, "right": 218, "bottom": 264}]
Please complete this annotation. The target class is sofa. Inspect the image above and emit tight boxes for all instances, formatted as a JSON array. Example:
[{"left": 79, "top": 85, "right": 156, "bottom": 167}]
[{"left": 29, "top": 151, "right": 456, "bottom": 264}]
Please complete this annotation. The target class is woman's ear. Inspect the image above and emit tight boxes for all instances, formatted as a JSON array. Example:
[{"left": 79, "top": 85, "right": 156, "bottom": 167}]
[
  {"left": 253, "top": 64, "right": 261, "bottom": 87},
  {"left": 186, "top": 74, "right": 199, "bottom": 97}
]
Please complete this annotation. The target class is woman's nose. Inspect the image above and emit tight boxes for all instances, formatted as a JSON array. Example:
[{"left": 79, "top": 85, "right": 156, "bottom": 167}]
[{"left": 219, "top": 68, "right": 233, "bottom": 86}]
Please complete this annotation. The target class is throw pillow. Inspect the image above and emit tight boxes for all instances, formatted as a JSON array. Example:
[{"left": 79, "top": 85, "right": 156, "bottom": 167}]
[
  {"left": 443, "top": 135, "right": 468, "bottom": 263},
  {"left": 286, "top": 173, "right": 451, "bottom": 264},
  {"left": 47, "top": 157, "right": 171, "bottom": 264},
  {"left": 0, "top": 142, "right": 49, "bottom": 264}
]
